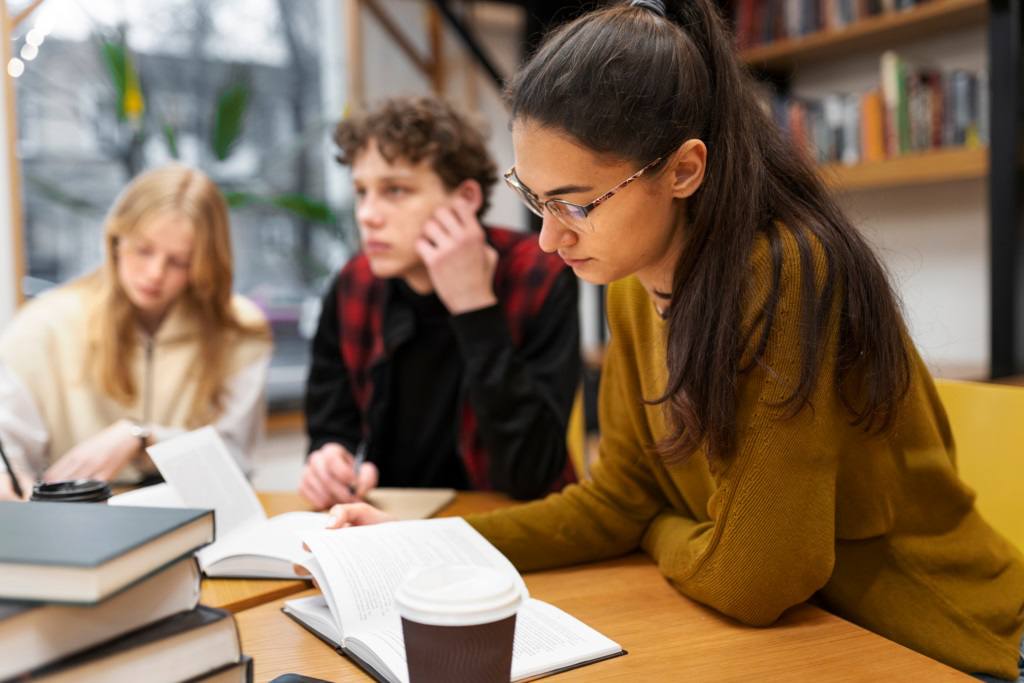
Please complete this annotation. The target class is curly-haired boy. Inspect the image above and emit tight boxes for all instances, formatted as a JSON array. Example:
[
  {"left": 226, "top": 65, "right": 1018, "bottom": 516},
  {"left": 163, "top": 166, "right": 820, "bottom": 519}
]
[{"left": 301, "top": 96, "right": 580, "bottom": 507}]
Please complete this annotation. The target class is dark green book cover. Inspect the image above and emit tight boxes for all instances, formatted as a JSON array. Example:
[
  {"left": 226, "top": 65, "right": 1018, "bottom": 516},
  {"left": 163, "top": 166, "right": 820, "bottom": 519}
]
[{"left": 0, "top": 501, "right": 212, "bottom": 568}]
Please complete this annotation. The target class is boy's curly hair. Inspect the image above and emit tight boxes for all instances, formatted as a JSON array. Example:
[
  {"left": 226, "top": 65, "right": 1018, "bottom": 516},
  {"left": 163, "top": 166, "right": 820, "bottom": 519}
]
[{"left": 334, "top": 96, "right": 498, "bottom": 217}]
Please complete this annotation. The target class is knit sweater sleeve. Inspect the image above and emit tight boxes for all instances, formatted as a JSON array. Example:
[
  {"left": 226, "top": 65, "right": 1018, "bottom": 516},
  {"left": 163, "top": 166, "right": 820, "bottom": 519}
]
[
  {"left": 464, "top": 281, "right": 668, "bottom": 570},
  {"left": 0, "top": 289, "right": 69, "bottom": 473},
  {"left": 640, "top": 232, "right": 843, "bottom": 626}
]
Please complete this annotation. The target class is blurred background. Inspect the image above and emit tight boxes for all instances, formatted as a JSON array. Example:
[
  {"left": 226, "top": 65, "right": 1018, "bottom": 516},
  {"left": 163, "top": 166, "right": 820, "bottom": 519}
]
[
  {"left": 1, "top": 0, "right": 1020, "bottom": 483},
  {"left": 1, "top": 0, "right": 554, "bottom": 414}
]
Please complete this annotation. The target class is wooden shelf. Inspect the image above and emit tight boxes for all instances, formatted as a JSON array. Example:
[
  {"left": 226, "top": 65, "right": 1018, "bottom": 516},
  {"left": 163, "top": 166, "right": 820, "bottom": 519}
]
[
  {"left": 820, "top": 146, "right": 988, "bottom": 191},
  {"left": 740, "top": 0, "right": 988, "bottom": 71}
]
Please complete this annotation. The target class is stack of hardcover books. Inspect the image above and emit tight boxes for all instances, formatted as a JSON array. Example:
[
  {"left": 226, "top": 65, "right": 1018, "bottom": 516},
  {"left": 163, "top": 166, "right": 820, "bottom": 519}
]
[{"left": 0, "top": 501, "right": 252, "bottom": 682}]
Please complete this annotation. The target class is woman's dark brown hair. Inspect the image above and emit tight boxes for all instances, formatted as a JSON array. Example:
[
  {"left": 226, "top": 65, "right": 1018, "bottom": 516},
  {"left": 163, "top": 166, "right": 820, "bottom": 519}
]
[{"left": 508, "top": 0, "right": 911, "bottom": 464}]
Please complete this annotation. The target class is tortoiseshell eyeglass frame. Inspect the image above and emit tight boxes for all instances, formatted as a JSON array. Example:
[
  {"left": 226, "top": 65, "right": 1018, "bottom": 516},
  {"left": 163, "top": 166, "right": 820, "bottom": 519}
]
[{"left": 503, "top": 156, "right": 664, "bottom": 233}]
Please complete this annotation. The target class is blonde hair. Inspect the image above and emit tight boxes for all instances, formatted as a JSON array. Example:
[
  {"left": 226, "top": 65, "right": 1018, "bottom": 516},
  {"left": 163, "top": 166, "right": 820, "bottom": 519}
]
[{"left": 83, "top": 164, "right": 269, "bottom": 426}]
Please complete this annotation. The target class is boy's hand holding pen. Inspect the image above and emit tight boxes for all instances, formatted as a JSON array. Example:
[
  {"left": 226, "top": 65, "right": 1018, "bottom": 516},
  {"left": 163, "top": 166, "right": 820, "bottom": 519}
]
[
  {"left": 349, "top": 442, "right": 367, "bottom": 496},
  {"left": 299, "top": 440, "right": 379, "bottom": 510}
]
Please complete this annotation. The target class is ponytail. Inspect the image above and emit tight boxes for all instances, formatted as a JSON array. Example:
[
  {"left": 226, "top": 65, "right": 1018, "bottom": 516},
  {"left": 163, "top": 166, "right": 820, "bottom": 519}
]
[{"left": 508, "top": 0, "right": 911, "bottom": 464}]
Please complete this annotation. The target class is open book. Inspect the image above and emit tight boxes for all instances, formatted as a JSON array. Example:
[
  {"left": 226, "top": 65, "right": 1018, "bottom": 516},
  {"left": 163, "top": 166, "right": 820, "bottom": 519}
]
[
  {"left": 110, "top": 428, "right": 458, "bottom": 579},
  {"left": 286, "top": 518, "right": 624, "bottom": 683},
  {"left": 111, "top": 427, "right": 322, "bottom": 579}
]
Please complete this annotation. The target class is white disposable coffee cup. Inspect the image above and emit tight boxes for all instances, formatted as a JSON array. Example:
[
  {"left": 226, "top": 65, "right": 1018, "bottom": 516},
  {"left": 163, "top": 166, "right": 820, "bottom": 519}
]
[{"left": 395, "top": 564, "right": 522, "bottom": 683}]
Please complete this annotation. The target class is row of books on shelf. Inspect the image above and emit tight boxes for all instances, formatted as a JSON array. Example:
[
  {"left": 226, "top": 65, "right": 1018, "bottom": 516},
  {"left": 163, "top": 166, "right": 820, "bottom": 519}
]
[
  {"left": 0, "top": 502, "right": 251, "bottom": 683},
  {"left": 0, "top": 428, "right": 332, "bottom": 683},
  {"left": 761, "top": 51, "right": 988, "bottom": 166},
  {"left": 733, "top": 0, "right": 931, "bottom": 50}
]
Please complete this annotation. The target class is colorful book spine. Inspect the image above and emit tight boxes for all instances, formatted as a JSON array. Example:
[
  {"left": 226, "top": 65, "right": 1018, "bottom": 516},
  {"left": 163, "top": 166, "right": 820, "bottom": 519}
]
[{"left": 758, "top": 51, "right": 988, "bottom": 166}]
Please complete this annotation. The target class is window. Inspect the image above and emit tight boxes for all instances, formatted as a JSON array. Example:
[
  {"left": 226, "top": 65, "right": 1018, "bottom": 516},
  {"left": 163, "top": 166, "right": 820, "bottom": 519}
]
[{"left": 11, "top": 0, "right": 354, "bottom": 409}]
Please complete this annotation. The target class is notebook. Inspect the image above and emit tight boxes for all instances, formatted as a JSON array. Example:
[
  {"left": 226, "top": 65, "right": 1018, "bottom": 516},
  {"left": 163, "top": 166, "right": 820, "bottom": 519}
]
[
  {"left": 284, "top": 518, "right": 625, "bottom": 683},
  {"left": 0, "top": 556, "right": 200, "bottom": 680},
  {"left": 365, "top": 487, "right": 456, "bottom": 521},
  {"left": 0, "top": 501, "right": 213, "bottom": 603},
  {"left": 31, "top": 605, "right": 241, "bottom": 683}
]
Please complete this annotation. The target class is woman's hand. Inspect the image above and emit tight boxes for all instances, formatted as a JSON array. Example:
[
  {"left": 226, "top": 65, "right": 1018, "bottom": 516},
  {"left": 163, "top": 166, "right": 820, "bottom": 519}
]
[
  {"left": 43, "top": 420, "right": 141, "bottom": 482},
  {"left": 325, "top": 502, "right": 395, "bottom": 529}
]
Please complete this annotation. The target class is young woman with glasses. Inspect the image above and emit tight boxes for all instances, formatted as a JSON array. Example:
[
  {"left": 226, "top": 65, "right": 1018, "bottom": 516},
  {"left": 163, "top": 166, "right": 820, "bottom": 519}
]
[{"left": 324, "top": 1, "right": 1024, "bottom": 678}]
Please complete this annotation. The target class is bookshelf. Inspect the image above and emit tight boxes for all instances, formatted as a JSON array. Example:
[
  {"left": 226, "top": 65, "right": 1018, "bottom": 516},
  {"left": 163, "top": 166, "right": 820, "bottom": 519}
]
[
  {"left": 732, "top": 0, "right": 1024, "bottom": 377},
  {"left": 819, "top": 146, "right": 988, "bottom": 190},
  {"left": 740, "top": 0, "right": 988, "bottom": 71}
]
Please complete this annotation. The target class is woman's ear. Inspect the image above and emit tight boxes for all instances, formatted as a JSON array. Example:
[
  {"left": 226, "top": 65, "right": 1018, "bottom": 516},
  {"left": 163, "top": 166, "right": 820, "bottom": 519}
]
[
  {"left": 669, "top": 139, "right": 707, "bottom": 200},
  {"left": 453, "top": 179, "right": 484, "bottom": 215}
]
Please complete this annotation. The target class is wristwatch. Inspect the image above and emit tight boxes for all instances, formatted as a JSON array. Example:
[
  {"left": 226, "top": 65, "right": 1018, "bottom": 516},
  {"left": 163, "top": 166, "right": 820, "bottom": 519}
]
[{"left": 128, "top": 421, "right": 152, "bottom": 454}]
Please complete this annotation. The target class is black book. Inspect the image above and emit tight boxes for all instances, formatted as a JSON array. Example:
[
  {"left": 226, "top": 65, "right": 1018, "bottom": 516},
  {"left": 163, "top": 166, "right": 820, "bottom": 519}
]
[
  {"left": 186, "top": 655, "right": 253, "bottom": 683},
  {"left": 0, "top": 556, "right": 200, "bottom": 680},
  {"left": 0, "top": 501, "right": 214, "bottom": 603},
  {"left": 31, "top": 605, "right": 242, "bottom": 683}
]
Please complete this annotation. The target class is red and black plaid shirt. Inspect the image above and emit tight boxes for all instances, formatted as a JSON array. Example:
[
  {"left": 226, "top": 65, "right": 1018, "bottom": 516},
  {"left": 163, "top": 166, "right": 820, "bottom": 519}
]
[{"left": 334, "top": 227, "right": 576, "bottom": 491}]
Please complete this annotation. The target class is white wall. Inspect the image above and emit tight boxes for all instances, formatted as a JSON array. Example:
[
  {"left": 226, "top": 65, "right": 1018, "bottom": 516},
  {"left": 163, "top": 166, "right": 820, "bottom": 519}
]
[
  {"left": 792, "top": 25, "right": 989, "bottom": 378},
  {"left": 357, "top": 1, "right": 525, "bottom": 230}
]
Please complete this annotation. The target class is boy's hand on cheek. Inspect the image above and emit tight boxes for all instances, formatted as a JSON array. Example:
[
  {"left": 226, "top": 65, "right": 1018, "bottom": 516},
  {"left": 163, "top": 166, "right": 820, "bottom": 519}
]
[{"left": 416, "top": 199, "right": 499, "bottom": 315}]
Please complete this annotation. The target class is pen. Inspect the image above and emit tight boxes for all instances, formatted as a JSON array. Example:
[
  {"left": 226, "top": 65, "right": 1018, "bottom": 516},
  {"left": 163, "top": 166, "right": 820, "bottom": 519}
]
[
  {"left": 0, "top": 435, "right": 25, "bottom": 499},
  {"left": 349, "top": 442, "right": 367, "bottom": 497}
]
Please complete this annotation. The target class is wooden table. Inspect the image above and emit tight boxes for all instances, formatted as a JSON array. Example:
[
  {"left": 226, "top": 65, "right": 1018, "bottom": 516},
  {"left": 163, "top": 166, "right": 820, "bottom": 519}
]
[
  {"left": 228, "top": 492, "right": 969, "bottom": 682},
  {"left": 237, "top": 560, "right": 967, "bottom": 682},
  {"left": 200, "top": 491, "right": 511, "bottom": 612}
]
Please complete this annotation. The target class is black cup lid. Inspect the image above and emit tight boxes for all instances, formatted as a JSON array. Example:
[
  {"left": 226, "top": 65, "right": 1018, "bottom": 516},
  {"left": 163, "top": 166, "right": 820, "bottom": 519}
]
[{"left": 31, "top": 479, "right": 112, "bottom": 503}]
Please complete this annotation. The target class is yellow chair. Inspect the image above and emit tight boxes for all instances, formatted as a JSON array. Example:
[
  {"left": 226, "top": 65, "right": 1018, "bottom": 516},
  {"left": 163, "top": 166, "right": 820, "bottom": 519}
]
[
  {"left": 567, "top": 387, "right": 589, "bottom": 480},
  {"left": 934, "top": 378, "right": 1024, "bottom": 551}
]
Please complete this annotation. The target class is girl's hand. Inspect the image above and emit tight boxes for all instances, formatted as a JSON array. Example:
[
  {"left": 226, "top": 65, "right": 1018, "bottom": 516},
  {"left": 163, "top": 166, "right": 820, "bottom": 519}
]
[
  {"left": 43, "top": 420, "right": 140, "bottom": 482},
  {"left": 325, "top": 502, "right": 395, "bottom": 529},
  {"left": 0, "top": 471, "right": 33, "bottom": 501}
]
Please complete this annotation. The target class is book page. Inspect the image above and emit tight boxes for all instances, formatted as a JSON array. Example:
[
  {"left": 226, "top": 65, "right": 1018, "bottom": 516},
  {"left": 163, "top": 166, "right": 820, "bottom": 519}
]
[
  {"left": 108, "top": 482, "right": 185, "bottom": 508},
  {"left": 302, "top": 518, "right": 527, "bottom": 633},
  {"left": 283, "top": 595, "right": 343, "bottom": 646},
  {"left": 198, "top": 511, "right": 324, "bottom": 571},
  {"left": 508, "top": 599, "right": 623, "bottom": 681},
  {"left": 344, "top": 620, "right": 408, "bottom": 683},
  {"left": 147, "top": 427, "right": 265, "bottom": 540}
]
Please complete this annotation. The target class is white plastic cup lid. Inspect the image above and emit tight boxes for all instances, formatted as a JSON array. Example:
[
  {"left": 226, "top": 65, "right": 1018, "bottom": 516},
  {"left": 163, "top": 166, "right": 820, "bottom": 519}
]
[{"left": 394, "top": 564, "right": 523, "bottom": 627}]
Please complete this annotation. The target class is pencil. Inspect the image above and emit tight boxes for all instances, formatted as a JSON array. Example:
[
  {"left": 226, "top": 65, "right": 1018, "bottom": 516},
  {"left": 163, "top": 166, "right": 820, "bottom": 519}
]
[{"left": 0, "top": 436, "right": 25, "bottom": 499}]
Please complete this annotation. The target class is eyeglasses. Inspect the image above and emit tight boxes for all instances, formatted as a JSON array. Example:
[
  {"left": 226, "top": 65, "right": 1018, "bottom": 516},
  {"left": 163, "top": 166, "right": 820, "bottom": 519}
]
[{"left": 503, "top": 156, "right": 663, "bottom": 233}]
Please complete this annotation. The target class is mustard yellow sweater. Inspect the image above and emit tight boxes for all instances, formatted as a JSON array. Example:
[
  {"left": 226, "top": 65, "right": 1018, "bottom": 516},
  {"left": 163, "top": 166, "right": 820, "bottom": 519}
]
[{"left": 467, "top": 229, "right": 1024, "bottom": 678}]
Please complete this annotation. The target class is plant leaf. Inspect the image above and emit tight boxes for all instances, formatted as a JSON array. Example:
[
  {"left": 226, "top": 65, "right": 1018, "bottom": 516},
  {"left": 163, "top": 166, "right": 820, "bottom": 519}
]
[
  {"left": 271, "top": 194, "right": 336, "bottom": 224},
  {"left": 211, "top": 83, "right": 250, "bottom": 161},
  {"left": 224, "top": 191, "right": 335, "bottom": 224},
  {"left": 99, "top": 40, "right": 128, "bottom": 120},
  {"left": 224, "top": 191, "right": 258, "bottom": 208},
  {"left": 162, "top": 123, "right": 179, "bottom": 158}
]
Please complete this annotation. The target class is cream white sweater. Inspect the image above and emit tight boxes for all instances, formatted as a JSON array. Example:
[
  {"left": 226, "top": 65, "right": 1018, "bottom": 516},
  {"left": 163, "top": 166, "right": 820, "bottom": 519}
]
[{"left": 0, "top": 279, "right": 272, "bottom": 479}]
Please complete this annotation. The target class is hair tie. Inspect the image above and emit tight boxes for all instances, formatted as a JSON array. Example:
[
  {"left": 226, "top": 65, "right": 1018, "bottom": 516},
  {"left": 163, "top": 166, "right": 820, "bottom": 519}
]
[{"left": 629, "top": 0, "right": 667, "bottom": 16}]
